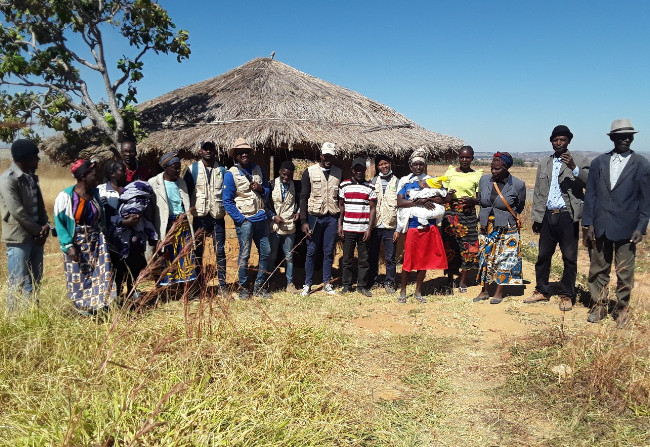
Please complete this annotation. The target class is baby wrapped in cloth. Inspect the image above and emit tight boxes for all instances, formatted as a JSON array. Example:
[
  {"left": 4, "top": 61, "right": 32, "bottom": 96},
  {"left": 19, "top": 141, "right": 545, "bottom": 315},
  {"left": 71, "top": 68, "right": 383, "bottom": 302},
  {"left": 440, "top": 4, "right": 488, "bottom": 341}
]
[
  {"left": 397, "top": 176, "right": 449, "bottom": 230},
  {"left": 110, "top": 180, "right": 158, "bottom": 259}
]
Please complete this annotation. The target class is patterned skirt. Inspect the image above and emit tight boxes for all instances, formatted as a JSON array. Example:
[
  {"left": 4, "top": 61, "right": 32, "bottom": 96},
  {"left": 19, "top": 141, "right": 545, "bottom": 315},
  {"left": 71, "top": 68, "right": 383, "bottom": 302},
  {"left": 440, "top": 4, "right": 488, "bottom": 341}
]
[
  {"left": 63, "top": 225, "right": 116, "bottom": 313},
  {"left": 477, "top": 218, "right": 523, "bottom": 285},
  {"left": 159, "top": 215, "right": 198, "bottom": 286},
  {"left": 441, "top": 201, "right": 480, "bottom": 272},
  {"left": 402, "top": 225, "right": 448, "bottom": 272}
]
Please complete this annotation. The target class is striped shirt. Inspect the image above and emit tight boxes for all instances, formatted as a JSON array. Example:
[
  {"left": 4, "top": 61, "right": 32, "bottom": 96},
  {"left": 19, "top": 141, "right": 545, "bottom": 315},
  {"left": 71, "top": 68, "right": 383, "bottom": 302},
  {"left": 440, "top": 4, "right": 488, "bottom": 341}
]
[{"left": 339, "top": 179, "right": 376, "bottom": 233}]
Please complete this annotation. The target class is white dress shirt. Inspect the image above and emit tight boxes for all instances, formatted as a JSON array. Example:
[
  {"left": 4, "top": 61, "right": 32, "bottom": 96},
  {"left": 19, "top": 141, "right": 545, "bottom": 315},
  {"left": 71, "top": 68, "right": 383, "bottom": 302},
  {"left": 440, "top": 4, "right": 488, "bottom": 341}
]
[{"left": 610, "top": 150, "right": 631, "bottom": 189}]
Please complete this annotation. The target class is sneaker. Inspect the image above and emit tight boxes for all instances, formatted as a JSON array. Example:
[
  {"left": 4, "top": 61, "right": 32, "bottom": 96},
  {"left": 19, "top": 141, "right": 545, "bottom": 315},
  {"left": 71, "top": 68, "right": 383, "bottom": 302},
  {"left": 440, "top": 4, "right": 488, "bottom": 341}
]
[
  {"left": 357, "top": 287, "right": 372, "bottom": 297},
  {"left": 286, "top": 283, "right": 299, "bottom": 294},
  {"left": 238, "top": 289, "right": 250, "bottom": 301},
  {"left": 253, "top": 286, "right": 272, "bottom": 299},
  {"left": 323, "top": 284, "right": 336, "bottom": 295},
  {"left": 385, "top": 284, "right": 397, "bottom": 295},
  {"left": 301, "top": 285, "right": 311, "bottom": 297},
  {"left": 587, "top": 304, "right": 608, "bottom": 323},
  {"left": 523, "top": 290, "right": 550, "bottom": 303},
  {"left": 340, "top": 286, "right": 353, "bottom": 294}
]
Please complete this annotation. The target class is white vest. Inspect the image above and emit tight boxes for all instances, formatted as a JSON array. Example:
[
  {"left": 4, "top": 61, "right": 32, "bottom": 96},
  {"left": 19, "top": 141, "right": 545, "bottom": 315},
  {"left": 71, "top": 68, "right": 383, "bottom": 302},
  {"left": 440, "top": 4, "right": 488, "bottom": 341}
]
[
  {"left": 229, "top": 164, "right": 265, "bottom": 217},
  {"left": 269, "top": 177, "right": 297, "bottom": 235},
  {"left": 373, "top": 175, "right": 398, "bottom": 229},
  {"left": 307, "top": 164, "right": 341, "bottom": 216},
  {"left": 190, "top": 161, "right": 225, "bottom": 219}
]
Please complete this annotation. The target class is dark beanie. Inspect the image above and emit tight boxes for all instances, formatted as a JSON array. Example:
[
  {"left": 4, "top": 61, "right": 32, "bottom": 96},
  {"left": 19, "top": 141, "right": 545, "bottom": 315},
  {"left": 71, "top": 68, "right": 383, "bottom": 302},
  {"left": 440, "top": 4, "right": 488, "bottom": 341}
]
[
  {"left": 11, "top": 139, "right": 39, "bottom": 162},
  {"left": 550, "top": 125, "right": 573, "bottom": 142},
  {"left": 280, "top": 160, "right": 295, "bottom": 171}
]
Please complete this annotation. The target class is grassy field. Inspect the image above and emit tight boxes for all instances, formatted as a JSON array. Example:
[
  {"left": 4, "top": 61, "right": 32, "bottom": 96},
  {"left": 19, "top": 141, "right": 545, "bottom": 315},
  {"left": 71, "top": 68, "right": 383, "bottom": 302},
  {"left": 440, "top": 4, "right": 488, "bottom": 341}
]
[{"left": 1, "top": 162, "right": 649, "bottom": 446}]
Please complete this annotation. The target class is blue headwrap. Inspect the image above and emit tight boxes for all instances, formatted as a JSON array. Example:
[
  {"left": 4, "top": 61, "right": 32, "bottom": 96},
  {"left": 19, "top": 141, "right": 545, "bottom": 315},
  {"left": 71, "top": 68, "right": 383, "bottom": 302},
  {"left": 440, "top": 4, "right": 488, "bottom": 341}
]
[
  {"left": 159, "top": 152, "right": 180, "bottom": 169},
  {"left": 493, "top": 151, "right": 513, "bottom": 169}
]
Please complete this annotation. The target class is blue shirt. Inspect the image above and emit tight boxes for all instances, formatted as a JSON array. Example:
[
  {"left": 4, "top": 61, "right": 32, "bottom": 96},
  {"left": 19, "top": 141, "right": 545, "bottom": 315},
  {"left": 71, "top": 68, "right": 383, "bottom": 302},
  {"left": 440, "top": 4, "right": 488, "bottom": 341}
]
[
  {"left": 546, "top": 157, "right": 580, "bottom": 210},
  {"left": 164, "top": 180, "right": 185, "bottom": 215},
  {"left": 223, "top": 163, "right": 270, "bottom": 224}
]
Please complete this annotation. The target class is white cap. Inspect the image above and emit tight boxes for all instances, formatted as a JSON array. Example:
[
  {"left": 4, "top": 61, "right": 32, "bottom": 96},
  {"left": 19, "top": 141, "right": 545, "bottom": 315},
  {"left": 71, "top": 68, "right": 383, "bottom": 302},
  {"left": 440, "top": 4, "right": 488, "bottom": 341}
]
[{"left": 321, "top": 142, "right": 336, "bottom": 156}]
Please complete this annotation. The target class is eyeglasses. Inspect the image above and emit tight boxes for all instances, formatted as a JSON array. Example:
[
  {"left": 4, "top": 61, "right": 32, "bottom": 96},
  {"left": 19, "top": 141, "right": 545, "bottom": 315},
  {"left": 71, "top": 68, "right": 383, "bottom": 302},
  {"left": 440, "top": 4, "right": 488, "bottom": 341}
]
[{"left": 611, "top": 134, "right": 634, "bottom": 141}]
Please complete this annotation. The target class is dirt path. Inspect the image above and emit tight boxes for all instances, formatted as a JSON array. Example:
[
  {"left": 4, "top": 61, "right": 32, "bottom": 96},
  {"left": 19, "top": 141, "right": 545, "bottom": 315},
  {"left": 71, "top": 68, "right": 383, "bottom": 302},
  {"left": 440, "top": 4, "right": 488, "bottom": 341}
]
[{"left": 342, "top": 254, "right": 649, "bottom": 445}]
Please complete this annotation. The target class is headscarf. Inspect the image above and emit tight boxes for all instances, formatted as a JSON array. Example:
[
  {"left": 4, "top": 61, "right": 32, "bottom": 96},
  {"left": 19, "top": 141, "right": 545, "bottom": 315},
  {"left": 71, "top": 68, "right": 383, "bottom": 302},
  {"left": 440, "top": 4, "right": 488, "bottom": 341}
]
[
  {"left": 71, "top": 159, "right": 95, "bottom": 179},
  {"left": 492, "top": 151, "right": 513, "bottom": 169},
  {"left": 159, "top": 152, "right": 180, "bottom": 169},
  {"left": 409, "top": 149, "right": 427, "bottom": 166}
]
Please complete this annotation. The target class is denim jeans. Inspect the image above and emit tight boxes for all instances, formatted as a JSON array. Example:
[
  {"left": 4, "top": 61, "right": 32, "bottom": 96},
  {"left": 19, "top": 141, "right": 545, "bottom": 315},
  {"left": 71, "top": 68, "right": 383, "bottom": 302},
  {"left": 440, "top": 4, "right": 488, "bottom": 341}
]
[
  {"left": 234, "top": 219, "right": 271, "bottom": 288},
  {"left": 269, "top": 231, "right": 296, "bottom": 285},
  {"left": 368, "top": 227, "right": 397, "bottom": 287},
  {"left": 6, "top": 241, "right": 44, "bottom": 312},
  {"left": 194, "top": 216, "right": 227, "bottom": 288},
  {"left": 304, "top": 214, "right": 339, "bottom": 286}
]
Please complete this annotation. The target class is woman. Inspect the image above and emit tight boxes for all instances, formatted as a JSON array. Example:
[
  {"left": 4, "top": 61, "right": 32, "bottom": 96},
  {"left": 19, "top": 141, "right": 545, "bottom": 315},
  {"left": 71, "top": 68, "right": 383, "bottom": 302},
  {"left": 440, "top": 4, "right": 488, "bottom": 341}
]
[
  {"left": 440, "top": 146, "right": 483, "bottom": 293},
  {"left": 54, "top": 159, "right": 116, "bottom": 314},
  {"left": 149, "top": 152, "right": 198, "bottom": 287},
  {"left": 98, "top": 160, "right": 149, "bottom": 299},
  {"left": 474, "top": 152, "right": 526, "bottom": 304},
  {"left": 396, "top": 150, "right": 449, "bottom": 303}
]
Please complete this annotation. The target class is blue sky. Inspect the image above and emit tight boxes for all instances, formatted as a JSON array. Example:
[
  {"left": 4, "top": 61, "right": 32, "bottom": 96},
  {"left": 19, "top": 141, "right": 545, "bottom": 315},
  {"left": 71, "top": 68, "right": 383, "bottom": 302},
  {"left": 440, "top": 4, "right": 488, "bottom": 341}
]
[{"left": 29, "top": 0, "right": 650, "bottom": 153}]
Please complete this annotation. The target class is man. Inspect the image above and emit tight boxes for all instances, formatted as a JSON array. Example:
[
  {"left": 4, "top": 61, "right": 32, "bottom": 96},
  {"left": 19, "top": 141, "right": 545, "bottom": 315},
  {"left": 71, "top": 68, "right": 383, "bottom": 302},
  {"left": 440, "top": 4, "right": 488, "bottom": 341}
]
[
  {"left": 121, "top": 139, "right": 152, "bottom": 182},
  {"left": 266, "top": 160, "right": 301, "bottom": 293},
  {"left": 525, "top": 125, "right": 590, "bottom": 311},
  {"left": 0, "top": 139, "right": 50, "bottom": 312},
  {"left": 183, "top": 140, "right": 227, "bottom": 294},
  {"left": 582, "top": 119, "right": 650, "bottom": 325},
  {"left": 338, "top": 157, "right": 377, "bottom": 296},
  {"left": 223, "top": 137, "right": 272, "bottom": 300},
  {"left": 300, "top": 142, "right": 342, "bottom": 297},
  {"left": 368, "top": 154, "right": 399, "bottom": 294}
]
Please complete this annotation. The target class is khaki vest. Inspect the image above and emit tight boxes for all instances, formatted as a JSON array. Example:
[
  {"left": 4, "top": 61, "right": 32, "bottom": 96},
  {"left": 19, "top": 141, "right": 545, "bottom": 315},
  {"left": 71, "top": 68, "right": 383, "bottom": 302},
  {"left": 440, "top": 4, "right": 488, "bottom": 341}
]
[
  {"left": 229, "top": 164, "right": 265, "bottom": 217},
  {"left": 373, "top": 175, "right": 398, "bottom": 229},
  {"left": 191, "top": 162, "right": 225, "bottom": 219},
  {"left": 269, "top": 177, "right": 297, "bottom": 235},
  {"left": 307, "top": 164, "right": 341, "bottom": 216}
]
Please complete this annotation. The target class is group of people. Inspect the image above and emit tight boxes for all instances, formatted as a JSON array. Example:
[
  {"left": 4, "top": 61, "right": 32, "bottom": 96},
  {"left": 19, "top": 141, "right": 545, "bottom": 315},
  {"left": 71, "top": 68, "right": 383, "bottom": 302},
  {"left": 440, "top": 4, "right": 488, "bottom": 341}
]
[{"left": 0, "top": 118, "right": 648, "bottom": 326}]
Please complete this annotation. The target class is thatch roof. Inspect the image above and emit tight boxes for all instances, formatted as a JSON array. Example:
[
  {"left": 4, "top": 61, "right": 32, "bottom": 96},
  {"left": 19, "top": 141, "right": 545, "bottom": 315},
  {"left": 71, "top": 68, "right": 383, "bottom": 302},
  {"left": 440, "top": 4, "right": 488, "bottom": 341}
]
[{"left": 43, "top": 57, "right": 463, "bottom": 163}]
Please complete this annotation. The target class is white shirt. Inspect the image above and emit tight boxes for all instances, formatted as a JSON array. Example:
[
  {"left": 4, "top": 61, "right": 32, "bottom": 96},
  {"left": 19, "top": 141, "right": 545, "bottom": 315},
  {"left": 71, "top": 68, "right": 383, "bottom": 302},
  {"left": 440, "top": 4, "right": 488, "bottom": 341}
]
[{"left": 610, "top": 151, "right": 631, "bottom": 189}]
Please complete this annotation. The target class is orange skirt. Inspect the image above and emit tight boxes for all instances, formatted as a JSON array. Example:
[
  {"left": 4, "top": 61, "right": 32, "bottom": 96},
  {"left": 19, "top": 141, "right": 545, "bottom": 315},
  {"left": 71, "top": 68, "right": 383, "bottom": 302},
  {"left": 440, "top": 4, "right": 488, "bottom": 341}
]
[{"left": 402, "top": 226, "right": 448, "bottom": 272}]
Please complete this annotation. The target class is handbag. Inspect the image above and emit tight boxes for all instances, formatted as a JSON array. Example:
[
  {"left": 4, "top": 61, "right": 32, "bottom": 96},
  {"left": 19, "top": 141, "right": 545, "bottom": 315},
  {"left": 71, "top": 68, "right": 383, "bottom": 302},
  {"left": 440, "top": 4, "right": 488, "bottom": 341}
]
[{"left": 493, "top": 182, "right": 521, "bottom": 229}]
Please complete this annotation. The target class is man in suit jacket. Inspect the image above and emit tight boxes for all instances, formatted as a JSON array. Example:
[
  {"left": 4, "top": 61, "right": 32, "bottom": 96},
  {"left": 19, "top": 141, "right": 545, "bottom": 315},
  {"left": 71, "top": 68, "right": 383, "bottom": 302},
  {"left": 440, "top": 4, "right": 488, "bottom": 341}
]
[
  {"left": 525, "top": 125, "right": 590, "bottom": 311},
  {"left": 582, "top": 119, "right": 650, "bottom": 325}
]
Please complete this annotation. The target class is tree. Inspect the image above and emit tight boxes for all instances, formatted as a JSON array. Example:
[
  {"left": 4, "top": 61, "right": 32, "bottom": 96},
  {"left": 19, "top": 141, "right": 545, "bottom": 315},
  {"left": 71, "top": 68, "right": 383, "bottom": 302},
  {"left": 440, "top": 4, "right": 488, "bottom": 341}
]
[{"left": 0, "top": 0, "right": 190, "bottom": 158}]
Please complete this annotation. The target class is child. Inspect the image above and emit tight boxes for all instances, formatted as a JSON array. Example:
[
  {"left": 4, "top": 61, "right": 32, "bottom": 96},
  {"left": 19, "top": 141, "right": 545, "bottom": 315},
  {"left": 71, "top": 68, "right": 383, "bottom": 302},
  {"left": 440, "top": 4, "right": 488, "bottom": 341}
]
[{"left": 397, "top": 176, "right": 453, "bottom": 229}]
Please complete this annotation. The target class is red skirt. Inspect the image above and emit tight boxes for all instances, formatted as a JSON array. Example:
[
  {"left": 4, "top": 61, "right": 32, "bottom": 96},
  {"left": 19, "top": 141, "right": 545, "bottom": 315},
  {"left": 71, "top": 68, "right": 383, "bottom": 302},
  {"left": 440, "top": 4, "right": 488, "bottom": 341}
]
[{"left": 402, "top": 226, "right": 448, "bottom": 272}]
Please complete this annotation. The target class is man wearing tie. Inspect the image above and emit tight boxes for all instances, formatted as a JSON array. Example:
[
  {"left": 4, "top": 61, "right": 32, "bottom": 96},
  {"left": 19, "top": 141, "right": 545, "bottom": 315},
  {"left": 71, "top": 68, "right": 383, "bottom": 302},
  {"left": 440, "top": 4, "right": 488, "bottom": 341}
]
[{"left": 582, "top": 119, "right": 650, "bottom": 325}]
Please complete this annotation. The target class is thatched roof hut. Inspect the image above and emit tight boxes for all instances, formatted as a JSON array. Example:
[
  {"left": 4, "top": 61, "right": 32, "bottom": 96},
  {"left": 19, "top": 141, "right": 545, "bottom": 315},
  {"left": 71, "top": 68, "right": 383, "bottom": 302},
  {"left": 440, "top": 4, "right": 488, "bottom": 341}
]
[{"left": 43, "top": 57, "right": 464, "bottom": 174}]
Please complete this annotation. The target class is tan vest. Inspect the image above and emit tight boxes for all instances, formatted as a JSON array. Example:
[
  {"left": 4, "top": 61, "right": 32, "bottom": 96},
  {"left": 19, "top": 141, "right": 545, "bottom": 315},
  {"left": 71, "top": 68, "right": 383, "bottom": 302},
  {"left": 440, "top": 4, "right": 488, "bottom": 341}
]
[
  {"left": 307, "top": 164, "right": 341, "bottom": 216},
  {"left": 374, "top": 175, "right": 398, "bottom": 229},
  {"left": 269, "top": 177, "right": 296, "bottom": 235},
  {"left": 229, "top": 164, "right": 265, "bottom": 217},
  {"left": 191, "top": 162, "right": 225, "bottom": 219}
]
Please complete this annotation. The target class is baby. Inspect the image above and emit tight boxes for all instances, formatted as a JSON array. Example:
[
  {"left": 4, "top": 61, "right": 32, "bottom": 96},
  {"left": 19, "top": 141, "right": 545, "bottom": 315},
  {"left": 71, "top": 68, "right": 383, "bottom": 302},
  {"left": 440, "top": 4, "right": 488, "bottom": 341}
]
[{"left": 398, "top": 176, "right": 453, "bottom": 229}]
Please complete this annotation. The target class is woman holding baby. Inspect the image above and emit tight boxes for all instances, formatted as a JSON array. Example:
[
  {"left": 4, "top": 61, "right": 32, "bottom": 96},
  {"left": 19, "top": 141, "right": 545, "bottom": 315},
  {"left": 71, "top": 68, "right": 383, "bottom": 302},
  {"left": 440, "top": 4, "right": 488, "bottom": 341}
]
[{"left": 395, "top": 150, "right": 449, "bottom": 303}]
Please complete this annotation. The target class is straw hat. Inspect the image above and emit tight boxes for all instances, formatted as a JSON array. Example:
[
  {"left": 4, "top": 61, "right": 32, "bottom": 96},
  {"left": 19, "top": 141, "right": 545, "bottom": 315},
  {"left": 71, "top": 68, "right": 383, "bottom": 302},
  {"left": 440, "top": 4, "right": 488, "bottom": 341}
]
[{"left": 229, "top": 137, "right": 253, "bottom": 157}]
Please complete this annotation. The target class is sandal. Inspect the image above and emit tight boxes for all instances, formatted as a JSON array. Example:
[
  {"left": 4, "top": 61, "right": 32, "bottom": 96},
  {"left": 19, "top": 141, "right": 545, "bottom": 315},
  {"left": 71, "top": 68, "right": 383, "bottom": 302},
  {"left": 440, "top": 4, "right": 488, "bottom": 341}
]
[
  {"left": 458, "top": 286, "right": 468, "bottom": 294},
  {"left": 415, "top": 295, "right": 427, "bottom": 304},
  {"left": 397, "top": 295, "right": 407, "bottom": 304}
]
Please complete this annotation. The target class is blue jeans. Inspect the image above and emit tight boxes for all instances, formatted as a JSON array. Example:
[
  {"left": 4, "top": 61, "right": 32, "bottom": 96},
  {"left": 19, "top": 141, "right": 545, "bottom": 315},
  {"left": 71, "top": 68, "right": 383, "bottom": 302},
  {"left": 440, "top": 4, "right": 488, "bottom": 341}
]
[
  {"left": 269, "top": 232, "right": 296, "bottom": 285},
  {"left": 234, "top": 219, "right": 271, "bottom": 288},
  {"left": 305, "top": 214, "right": 339, "bottom": 286},
  {"left": 194, "top": 216, "right": 227, "bottom": 288},
  {"left": 6, "top": 241, "right": 44, "bottom": 312}
]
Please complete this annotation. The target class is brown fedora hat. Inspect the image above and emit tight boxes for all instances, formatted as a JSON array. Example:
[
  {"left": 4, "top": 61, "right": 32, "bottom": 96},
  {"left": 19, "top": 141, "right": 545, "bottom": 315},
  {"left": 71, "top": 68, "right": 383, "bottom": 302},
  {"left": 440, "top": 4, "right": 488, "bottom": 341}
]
[{"left": 229, "top": 137, "right": 253, "bottom": 157}]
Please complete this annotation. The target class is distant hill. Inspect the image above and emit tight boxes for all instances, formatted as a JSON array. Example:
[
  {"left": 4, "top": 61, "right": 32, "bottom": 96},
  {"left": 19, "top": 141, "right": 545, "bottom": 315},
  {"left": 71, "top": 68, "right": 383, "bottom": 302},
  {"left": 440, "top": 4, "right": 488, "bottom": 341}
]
[{"left": 475, "top": 151, "right": 650, "bottom": 163}]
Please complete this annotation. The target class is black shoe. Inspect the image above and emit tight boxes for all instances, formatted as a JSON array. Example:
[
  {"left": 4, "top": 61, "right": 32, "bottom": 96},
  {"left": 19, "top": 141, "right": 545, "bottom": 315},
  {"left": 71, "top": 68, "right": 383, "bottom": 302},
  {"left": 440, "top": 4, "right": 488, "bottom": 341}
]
[
  {"left": 587, "top": 304, "right": 608, "bottom": 323},
  {"left": 613, "top": 306, "right": 630, "bottom": 328},
  {"left": 253, "top": 286, "right": 272, "bottom": 299},
  {"left": 340, "top": 286, "right": 353, "bottom": 294},
  {"left": 357, "top": 288, "right": 372, "bottom": 297},
  {"left": 238, "top": 289, "right": 250, "bottom": 301},
  {"left": 385, "top": 284, "right": 397, "bottom": 295}
]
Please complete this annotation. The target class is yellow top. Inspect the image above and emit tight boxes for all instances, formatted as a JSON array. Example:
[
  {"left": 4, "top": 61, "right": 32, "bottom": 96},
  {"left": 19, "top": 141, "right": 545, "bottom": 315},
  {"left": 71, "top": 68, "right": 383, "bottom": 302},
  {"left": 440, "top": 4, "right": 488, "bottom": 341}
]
[
  {"left": 425, "top": 176, "right": 449, "bottom": 189},
  {"left": 442, "top": 165, "right": 483, "bottom": 198}
]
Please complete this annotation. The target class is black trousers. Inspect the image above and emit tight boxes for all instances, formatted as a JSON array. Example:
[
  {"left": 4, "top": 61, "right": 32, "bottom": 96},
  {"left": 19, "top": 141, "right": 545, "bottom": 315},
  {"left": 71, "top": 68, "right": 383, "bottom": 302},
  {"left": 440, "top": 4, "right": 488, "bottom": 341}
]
[
  {"left": 342, "top": 231, "right": 370, "bottom": 288},
  {"left": 110, "top": 250, "right": 147, "bottom": 297},
  {"left": 534, "top": 211, "right": 579, "bottom": 298},
  {"left": 368, "top": 227, "right": 397, "bottom": 287}
]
